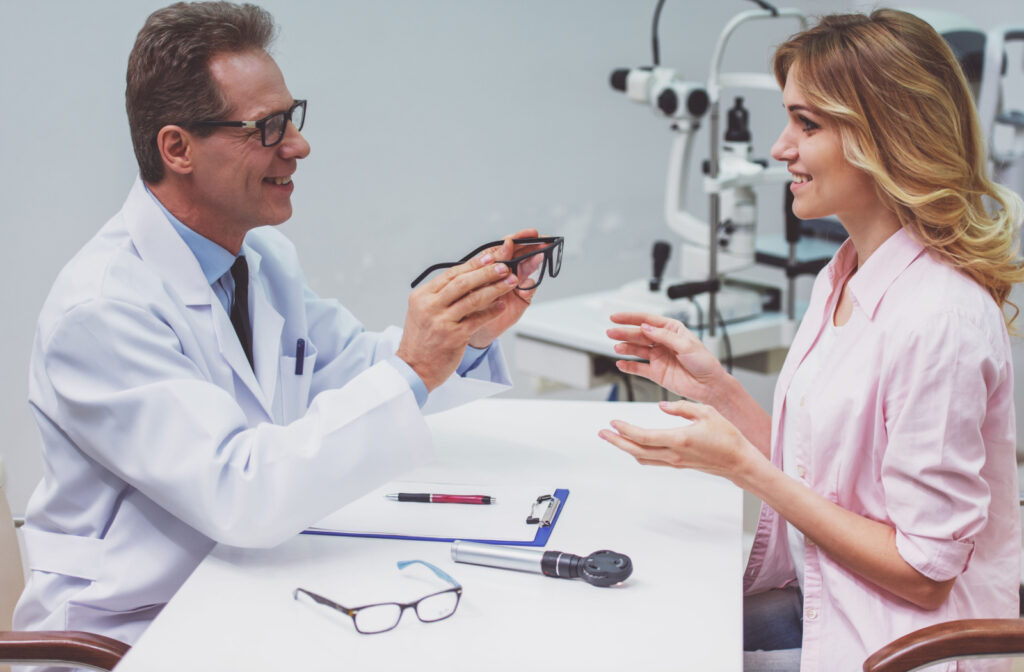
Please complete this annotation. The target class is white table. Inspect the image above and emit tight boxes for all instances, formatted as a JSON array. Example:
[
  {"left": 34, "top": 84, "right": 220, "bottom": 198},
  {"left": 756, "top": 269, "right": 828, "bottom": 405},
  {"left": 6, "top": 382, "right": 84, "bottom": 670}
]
[
  {"left": 114, "top": 399, "right": 743, "bottom": 671},
  {"left": 513, "top": 289, "right": 800, "bottom": 391}
]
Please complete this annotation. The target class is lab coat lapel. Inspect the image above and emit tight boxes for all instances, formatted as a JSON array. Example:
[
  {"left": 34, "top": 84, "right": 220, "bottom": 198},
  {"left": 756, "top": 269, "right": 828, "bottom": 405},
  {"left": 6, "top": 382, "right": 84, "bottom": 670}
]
[
  {"left": 241, "top": 247, "right": 284, "bottom": 410},
  {"left": 123, "top": 178, "right": 273, "bottom": 416}
]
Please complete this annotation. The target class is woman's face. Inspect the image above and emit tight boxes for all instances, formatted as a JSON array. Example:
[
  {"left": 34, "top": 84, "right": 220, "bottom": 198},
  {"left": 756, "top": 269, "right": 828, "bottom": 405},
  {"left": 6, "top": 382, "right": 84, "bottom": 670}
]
[{"left": 770, "top": 68, "right": 879, "bottom": 225}]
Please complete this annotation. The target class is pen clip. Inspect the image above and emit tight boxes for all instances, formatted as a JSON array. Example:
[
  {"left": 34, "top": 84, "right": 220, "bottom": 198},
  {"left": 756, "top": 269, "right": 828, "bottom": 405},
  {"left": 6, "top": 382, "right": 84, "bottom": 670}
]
[
  {"left": 525, "top": 494, "right": 560, "bottom": 527},
  {"left": 295, "top": 338, "right": 305, "bottom": 375}
]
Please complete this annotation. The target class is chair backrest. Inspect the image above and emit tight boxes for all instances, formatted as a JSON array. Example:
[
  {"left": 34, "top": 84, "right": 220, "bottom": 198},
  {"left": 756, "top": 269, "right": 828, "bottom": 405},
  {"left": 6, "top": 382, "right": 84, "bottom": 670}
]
[{"left": 0, "top": 480, "right": 25, "bottom": 632}]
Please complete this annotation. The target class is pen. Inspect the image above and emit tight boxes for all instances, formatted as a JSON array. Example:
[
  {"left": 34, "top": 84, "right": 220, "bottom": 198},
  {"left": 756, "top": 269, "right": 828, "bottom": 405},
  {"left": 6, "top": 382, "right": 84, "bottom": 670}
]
[
  {"left": 385, "top": 493, "right": 497, "bottom": 505},
  {"left": 295, "top": 338, "right": 305, "bottom": 374}
]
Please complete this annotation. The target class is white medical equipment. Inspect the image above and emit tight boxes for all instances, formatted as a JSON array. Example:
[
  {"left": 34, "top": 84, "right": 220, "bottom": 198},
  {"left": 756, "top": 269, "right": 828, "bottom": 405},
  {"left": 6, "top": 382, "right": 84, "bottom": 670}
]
[
  {"left": 914, "top": 10, "right": 1024, "bottom": 196},
  {"left": 511, "top": 4, "right": 1023, "bottom": 394},
  {"left": 607, "top": 6, "right": 819, "bottom": 337}
]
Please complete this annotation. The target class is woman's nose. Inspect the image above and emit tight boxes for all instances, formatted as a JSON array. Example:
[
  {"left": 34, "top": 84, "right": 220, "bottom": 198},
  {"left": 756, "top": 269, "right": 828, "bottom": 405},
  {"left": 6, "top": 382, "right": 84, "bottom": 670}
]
[{"left": 770, "top": 127, "right": 797, "bottom": 164}]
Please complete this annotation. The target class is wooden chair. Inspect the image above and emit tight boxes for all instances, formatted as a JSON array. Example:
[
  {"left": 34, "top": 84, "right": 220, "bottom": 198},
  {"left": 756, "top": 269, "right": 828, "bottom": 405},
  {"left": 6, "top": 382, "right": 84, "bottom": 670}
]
[
  {"left": 0, "top": 479, "right": 129, "bottom": 671},
  {"left": 863, "top": 619, "right": 1024, "bottom": 672}
]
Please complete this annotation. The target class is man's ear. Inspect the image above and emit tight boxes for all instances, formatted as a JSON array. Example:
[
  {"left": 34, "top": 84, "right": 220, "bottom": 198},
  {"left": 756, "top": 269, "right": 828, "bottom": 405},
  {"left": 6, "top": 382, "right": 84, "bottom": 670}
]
[{"left": 156, "top": 125, "right": 195, "bottom": 176}]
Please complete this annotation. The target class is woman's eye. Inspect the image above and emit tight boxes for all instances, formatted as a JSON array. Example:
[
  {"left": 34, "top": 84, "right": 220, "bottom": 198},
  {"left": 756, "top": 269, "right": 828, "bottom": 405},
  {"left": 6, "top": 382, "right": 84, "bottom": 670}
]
[{"left": 798, "top": 115, "right": 820, "bottom": 132}]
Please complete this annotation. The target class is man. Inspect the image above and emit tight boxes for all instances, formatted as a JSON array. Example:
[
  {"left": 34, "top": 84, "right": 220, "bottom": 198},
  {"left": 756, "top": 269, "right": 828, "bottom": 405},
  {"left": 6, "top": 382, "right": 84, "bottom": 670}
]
[{"left": 14, "top": 1, "right": 535, "bottom": 646}]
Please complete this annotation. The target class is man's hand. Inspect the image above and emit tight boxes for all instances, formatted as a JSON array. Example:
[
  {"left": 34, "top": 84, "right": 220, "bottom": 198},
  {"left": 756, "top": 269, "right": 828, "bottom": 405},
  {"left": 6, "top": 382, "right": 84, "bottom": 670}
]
[
  {"left": 397, "top": 249, "right": 519, "bottom": 391},
  {"left": 467, "top": 228, "right": 540, "bottom": 349}
]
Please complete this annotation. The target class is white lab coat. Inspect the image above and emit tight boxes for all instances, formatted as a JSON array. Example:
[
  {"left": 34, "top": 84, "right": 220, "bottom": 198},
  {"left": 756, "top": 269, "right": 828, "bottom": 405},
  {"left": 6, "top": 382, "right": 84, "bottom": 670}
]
[{"left": 14, "top": 177, "right": 511, "bottom": 645}]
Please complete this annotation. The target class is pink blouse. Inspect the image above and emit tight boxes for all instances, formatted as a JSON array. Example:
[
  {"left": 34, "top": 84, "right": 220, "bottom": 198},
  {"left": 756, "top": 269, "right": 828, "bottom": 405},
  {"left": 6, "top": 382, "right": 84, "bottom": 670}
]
[{"left": 743, "top": 229, "right": 1020, "bottom": 671}]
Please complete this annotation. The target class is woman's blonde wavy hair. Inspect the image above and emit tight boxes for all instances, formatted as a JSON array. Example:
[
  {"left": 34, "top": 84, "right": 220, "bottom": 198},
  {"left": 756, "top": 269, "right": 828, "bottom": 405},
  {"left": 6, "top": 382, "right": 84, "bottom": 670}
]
[{"left": 774, "top": 9, "right": 1024, "bottom": 325}]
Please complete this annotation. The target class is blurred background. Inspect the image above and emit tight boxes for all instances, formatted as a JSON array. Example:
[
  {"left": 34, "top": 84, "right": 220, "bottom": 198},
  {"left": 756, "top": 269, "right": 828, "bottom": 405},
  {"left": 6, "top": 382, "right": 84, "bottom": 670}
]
[{"left": 1, "top": 0, "right": 1023, "bottom": 520}]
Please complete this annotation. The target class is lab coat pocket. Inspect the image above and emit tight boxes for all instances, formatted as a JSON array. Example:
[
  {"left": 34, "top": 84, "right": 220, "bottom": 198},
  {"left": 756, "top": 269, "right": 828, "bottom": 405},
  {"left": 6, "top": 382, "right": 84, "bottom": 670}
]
[{"left": 278, "top": 342, "right": 317, "bottom": 424}]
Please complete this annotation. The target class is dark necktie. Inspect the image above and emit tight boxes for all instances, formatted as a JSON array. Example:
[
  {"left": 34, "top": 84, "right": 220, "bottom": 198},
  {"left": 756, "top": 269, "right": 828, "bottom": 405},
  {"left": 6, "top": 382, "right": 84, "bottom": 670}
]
[{"left": 229, "top": 256, "right": 254, "bottom": 371}]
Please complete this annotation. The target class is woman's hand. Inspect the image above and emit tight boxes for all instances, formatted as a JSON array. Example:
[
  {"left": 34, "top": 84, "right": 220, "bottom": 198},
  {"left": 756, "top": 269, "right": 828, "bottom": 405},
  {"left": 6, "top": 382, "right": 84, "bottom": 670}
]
[
  {"left": 606, "top": 312, "right": 728, "bottom": 405},
  {"left": 600, "top": 399, "right": 956, "bottom": 610},
  {"left": 598, "top": 399, "right": 764, "bottom": 485}
]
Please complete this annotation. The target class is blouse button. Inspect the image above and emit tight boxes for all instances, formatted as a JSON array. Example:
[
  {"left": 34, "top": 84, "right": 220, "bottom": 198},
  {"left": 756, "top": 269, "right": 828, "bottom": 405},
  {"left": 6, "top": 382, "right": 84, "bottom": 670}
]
[
  {"left": 805, "top": 608, "right": 818, "bottom": 621},
  {"left": 797, "top": 465, "right": 806, "bottom": 479},
  {"left": 800, "top": 395, "right": 806, "bottom": 407}
]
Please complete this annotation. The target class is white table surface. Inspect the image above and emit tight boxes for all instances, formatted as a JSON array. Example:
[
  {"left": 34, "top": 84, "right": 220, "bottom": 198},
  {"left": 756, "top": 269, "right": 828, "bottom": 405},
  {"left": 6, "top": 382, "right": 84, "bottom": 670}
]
[{"left": 114, "top": 399, "right": 743, "bottom": 672}]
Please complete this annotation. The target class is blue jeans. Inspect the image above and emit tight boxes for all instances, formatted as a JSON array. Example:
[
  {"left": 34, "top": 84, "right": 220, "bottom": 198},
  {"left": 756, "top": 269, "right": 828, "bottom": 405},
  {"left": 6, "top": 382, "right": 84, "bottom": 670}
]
[
  {"left": 743, "top": 586, "right": 803, "bottom": 671},
  {"left": 744, "top": 585, "right": 803, "bottom": 648}
]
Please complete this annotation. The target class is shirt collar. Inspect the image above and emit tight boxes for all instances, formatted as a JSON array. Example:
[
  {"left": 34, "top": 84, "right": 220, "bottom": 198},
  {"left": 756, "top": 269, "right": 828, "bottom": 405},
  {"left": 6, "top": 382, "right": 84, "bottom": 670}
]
[
  {"left": 833, "top": 228, "right": 925, "bottom": 320},
  {"left": 144, "top": 184, "right": 239, "bottom": 285}
]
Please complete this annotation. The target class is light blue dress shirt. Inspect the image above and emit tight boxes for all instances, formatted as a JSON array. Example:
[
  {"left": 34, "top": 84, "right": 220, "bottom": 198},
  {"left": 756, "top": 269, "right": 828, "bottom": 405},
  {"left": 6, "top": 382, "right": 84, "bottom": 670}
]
[{"left": 145, "top": 187, "right": 489, "bottom": 407}]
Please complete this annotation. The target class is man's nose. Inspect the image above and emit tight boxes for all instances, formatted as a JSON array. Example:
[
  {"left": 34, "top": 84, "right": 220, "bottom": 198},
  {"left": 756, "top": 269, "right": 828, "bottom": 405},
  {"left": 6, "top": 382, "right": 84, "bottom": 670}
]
[{"left": 279, "top": 121, "right": 310, "bottom": 159}]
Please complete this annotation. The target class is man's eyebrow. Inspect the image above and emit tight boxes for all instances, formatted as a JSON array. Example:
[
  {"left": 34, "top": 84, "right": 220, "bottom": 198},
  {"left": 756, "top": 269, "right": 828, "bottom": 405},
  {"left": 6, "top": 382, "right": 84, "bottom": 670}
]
[{"left": 244, "top": 101, "right": 294, "bottom": 120}]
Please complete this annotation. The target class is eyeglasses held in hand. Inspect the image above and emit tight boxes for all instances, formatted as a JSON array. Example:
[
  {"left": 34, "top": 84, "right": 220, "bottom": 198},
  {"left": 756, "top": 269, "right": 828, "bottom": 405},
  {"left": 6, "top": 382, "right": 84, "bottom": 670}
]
[
  {"left": 191, "top": 99, "right": 307, "bottom": 147},
  {"left": 293, "top": 560, "right": 462, "bottom": 634},
  {"left": 411, "top": 236, "right": 563, "bottom": 290}
]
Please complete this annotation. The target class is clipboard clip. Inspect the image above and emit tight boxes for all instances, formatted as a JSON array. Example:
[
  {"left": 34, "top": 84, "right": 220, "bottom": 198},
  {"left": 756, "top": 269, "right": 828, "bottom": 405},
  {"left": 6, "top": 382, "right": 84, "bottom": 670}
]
[{"left": 526, "top": 494, "right": 561, "bottom": 527}]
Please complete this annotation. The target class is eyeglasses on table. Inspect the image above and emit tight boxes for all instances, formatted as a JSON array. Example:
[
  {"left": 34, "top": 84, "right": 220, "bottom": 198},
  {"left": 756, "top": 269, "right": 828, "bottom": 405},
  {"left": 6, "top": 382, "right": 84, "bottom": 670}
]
[
  {"left": 411, "top": 236, "right": 563, "bottom": 291},
  {"left": 191, "top": 99, "right": 307, "bottom": 147},
  {"left": 293, "top": 559, "right": 462, "bottom": 634}
]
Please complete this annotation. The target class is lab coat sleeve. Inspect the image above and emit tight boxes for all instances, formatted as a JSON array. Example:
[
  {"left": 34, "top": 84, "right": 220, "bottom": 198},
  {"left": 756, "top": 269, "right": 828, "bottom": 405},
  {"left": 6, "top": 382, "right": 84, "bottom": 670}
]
[
  {"left": 40, "top": 296, "right": 432, "bottom": 549},
  {"left": 881, "top": 309, "right": 1005, "bottom": 581},
  {"left": 300, "top": 286, "right": 512, "bottom": 413}
]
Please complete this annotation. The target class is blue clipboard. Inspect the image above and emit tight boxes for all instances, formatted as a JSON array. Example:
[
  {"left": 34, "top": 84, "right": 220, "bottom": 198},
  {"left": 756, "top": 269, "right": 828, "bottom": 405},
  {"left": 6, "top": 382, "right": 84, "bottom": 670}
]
[{"left": 303, "top": 488, "right": 569, "bottom": 547}]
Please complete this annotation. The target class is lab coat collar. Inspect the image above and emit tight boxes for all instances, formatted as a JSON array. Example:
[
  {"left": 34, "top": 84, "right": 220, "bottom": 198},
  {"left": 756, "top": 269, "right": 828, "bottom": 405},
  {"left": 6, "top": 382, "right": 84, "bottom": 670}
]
[{"left": 123, "top": 177, "right": 211, "bottom": 307}]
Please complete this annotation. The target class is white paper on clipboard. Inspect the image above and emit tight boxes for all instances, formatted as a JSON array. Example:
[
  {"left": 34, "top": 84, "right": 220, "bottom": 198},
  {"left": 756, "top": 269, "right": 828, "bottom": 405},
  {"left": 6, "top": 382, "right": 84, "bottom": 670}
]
[{"left": 307, "top": 481, "right": 558, "bottom": 543}]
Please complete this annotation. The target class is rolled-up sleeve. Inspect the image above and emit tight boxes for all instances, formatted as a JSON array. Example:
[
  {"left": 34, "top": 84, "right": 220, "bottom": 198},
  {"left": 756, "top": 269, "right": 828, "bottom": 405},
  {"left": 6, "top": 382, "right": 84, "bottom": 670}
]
[{"left": 881, "top": 310, "right": 1002, "bottom": 581}]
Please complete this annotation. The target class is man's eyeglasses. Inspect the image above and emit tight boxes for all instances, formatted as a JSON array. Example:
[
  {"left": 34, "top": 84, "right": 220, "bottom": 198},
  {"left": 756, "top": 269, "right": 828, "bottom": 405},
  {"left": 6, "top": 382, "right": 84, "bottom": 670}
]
[
  {"left": 293, "top": 560, "right": 462, "bottom": 635},
  {"left": 411, "top": 236, "right": 564, "bottom": 291},
  {"left": 192, "top": 99, "right": 307, "bottom": 147}
]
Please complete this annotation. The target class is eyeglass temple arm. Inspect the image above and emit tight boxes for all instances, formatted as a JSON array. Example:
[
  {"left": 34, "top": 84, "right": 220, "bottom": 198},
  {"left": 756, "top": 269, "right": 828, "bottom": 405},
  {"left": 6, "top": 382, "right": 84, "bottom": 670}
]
[
  {"left": 410, "top": 263, "right": 453, "bottom": 288},
  {"left": 397, "top": 560, "right": 461, "bottom": 588},
  {"left": 409, "top": 241, "right": 504, "bottom": 288},
  {"left": 410, "top": 237, "right": 561, "bottom": 288},
  {"left": 293, "top": 587, "right": 356, "bottom": 616}
]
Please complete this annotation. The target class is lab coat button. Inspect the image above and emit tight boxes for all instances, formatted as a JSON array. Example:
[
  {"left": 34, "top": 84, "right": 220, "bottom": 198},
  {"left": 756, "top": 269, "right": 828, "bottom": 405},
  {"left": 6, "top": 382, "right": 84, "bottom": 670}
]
[
  {"left": 805, "top": 608, "right": 818, "bottom": 620},
  {"left": 797, "top": 465, "right": 806, "bottom": 479},
  {"left": 800, "top": 396, "right": 805, "bottom": 407}
]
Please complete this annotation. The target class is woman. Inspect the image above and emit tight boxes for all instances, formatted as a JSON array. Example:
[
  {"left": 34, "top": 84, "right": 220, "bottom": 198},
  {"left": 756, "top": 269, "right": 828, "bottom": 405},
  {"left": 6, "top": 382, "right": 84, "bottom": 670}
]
[{"left": 599, "top": 10, "right": 1024, "bottom": 672}]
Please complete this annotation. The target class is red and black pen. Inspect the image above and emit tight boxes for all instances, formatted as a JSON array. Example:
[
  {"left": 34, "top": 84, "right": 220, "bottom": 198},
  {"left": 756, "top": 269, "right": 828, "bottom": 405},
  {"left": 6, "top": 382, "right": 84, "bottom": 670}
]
[{"left": 385, "top": 493, "right": 496, "bottom": 505}]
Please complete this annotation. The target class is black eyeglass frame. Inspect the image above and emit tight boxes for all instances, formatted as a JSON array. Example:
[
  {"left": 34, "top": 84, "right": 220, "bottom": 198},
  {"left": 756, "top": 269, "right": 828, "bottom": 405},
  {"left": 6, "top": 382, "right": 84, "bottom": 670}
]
[
  {"left": 411, "top": 236, "right": 564, "bottom": 290},
  {"left": 293, "top": 560, "right": 463, "bottom": 635},
  {"left": 191, "top": 99, "right": 307, "bottom": 147}
]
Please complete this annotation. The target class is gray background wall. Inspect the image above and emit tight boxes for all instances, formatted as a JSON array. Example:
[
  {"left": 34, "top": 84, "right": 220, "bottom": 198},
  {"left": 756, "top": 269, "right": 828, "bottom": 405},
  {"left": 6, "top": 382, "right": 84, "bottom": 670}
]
[{"left": 2, "top": 0, "right": 1023, "bottom": 514}]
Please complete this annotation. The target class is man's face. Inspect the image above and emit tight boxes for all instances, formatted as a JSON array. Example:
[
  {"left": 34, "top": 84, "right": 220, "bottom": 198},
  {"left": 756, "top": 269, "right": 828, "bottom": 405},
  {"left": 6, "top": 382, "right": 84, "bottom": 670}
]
[{"left": 187, "top": 49, "right": 310, "bottom": 245}]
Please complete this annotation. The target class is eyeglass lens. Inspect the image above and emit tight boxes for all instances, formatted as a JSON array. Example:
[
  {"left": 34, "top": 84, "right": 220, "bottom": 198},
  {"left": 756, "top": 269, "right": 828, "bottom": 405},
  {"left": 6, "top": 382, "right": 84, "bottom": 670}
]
[
  {"left": 264, "top": 102, "right": 306, "bottom": 146},
  {"left": 353, "top": 603, "right": 403, "bottom": 634},
  {"left": 351, "top": 590, "right": 459, "bottom": 633},
  {"left": 509, "top": 240, "right": 561, "bottom": 290},
  {"left": 414, "top": 591, "right": 460, "bottom": 622}
]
